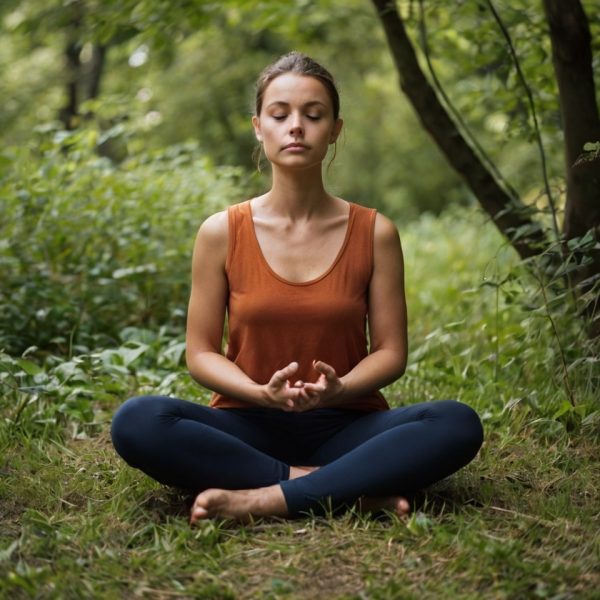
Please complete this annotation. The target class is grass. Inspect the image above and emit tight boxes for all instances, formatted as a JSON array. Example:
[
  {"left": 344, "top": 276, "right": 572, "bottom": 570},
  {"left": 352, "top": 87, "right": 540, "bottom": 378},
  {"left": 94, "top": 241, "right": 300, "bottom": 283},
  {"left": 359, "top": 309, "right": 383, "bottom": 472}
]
[
  {"left": 1, "top": 429, "right": 598, "bottom": 598},
  {"left": 1, "top": 145, "right": 599, "bottom": 598}
]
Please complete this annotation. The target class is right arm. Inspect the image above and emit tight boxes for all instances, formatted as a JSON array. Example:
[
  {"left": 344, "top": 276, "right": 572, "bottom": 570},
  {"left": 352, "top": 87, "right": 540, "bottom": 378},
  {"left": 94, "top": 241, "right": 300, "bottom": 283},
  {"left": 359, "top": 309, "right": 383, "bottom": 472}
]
[{"left": 185, "top": 211, "right": 310, "bottom": 409}]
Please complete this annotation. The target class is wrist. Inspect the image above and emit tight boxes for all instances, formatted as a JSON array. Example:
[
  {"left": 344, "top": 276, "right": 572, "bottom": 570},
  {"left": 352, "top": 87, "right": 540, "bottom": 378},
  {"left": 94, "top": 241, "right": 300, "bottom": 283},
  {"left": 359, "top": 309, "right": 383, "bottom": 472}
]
[
  {"left": 334, "top": 379, "right": 350, "bottom": 404},
  {"left": 253, "top": 383, "right": 273, "bottom": 407}
]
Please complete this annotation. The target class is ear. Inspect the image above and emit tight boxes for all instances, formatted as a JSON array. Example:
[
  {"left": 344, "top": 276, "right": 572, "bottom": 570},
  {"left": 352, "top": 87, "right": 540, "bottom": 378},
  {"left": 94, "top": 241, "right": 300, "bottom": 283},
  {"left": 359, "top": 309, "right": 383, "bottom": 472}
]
[
  {"left": 252, "top": 115, "right": 262, "bottom": 142},
  {"left": 330, "top": 118, "right": 343, "bottom": 144}
]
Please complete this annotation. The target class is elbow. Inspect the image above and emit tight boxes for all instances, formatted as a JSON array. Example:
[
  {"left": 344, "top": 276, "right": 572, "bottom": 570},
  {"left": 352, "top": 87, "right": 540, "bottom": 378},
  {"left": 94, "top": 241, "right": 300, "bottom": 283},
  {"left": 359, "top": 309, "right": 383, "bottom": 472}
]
[
  {"left": 185, "top": 348, "right": 195, "bottom": 375},
  {"left": 185, "top": 348, "right": 207, "bottom": 382},
  {"left": 392, "top": 351, "right": 407, "bottom": 381},
  {"left": 373, "top": 346, "right": 407, "bottom": 383},
  {"left": 394, "top": 362, "right": 406, "bottom": 381}
]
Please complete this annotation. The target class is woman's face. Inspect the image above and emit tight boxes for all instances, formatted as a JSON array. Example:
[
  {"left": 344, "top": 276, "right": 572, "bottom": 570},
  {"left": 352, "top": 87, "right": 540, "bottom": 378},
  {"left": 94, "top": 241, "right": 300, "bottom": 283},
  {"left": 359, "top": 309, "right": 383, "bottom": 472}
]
[{"left": 252, "top": 73, "right": 343, "bottom": 171}]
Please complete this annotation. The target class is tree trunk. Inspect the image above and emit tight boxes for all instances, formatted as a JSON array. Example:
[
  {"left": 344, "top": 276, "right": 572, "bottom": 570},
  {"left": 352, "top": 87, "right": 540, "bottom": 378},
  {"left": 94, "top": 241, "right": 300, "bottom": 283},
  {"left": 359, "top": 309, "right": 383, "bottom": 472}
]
[
  {"left": 543, "top": 0, "right": 600, "bottom": 332},
  {"left": 84, "top": 44, "right": 107, "bottom": 102},
  {"left": 543, "top": 0, "right": 600, "bottom": 240},
  {"left": 58, "top": 1, "right": 107, "bottom": 129},
  {"left": 59, "top": 40, "right": 81, "bottom": 130},
  {"left": 371, "top": 0, "right": 549, "bottom": 260}
]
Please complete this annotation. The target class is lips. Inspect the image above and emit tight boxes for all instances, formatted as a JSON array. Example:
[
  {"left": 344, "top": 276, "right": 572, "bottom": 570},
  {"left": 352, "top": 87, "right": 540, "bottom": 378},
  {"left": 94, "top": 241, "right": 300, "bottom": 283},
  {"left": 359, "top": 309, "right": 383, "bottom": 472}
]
[{"left": 283, "top": 143, "right": 308, "bottom": 150}]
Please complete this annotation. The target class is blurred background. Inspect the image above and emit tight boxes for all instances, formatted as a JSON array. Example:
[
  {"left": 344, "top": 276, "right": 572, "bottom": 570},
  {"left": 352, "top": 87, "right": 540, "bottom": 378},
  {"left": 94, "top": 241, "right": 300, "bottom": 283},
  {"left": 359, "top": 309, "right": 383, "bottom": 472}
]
[{"left": 3, "top": 0, "right": 589, "bottom": 220}]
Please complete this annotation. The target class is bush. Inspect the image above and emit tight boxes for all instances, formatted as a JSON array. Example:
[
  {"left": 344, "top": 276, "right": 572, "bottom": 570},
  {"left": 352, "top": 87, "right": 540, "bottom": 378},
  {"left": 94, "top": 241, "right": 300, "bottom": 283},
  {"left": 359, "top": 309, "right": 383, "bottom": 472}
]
[{"left": 0, "top": 127, "right": 245, "bottom": 355}]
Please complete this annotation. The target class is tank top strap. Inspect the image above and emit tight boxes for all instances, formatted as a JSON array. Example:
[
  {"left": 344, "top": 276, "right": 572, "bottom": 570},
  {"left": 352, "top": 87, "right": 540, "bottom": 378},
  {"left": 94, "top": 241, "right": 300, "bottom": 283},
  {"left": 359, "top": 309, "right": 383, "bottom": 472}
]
[
  {"left": 225, "top": 201, "right": 255, "bottom": 274},
  {"left": 341, "top": 202, "right": 377, "bottom": 278}
]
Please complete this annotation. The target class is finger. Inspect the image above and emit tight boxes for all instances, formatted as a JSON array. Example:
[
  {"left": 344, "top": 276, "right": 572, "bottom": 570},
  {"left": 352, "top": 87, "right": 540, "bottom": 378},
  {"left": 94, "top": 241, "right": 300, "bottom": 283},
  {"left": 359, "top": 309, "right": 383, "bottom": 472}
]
[
  {"left": 297, "top": 387, "right": 314, "bottom": 401},
  {"left": 293, "top": 380, "right": 304, "bottom": 388},
  {"left": 272, "top": 361, "right": 299, "bottom": 384},
  {"left": 294, "top": 395, "right": 320, "bottom": 412},
  {"left": 282, "top": 401, "right": 296, "bottom": 412},
  {"left": 303, "top": 382, "right": 326, "bottom": 393},
  {"left": 313, "top": 360, "right": 337, "bottom": 381}
]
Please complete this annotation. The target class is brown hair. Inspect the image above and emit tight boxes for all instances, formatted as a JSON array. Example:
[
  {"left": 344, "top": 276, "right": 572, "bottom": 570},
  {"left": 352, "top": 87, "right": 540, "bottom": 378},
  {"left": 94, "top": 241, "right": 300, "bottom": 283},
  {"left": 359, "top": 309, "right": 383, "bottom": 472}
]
[{"left": 255, "top": 51, "right": 340, "bottom": 120}]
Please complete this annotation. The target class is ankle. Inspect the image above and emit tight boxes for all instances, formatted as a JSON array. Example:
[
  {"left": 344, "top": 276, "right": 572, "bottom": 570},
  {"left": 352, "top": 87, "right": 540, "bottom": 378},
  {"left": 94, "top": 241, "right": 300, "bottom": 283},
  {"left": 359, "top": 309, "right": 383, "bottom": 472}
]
[{"left": 257, "top": 485, "right": 289, "bottom": 517}]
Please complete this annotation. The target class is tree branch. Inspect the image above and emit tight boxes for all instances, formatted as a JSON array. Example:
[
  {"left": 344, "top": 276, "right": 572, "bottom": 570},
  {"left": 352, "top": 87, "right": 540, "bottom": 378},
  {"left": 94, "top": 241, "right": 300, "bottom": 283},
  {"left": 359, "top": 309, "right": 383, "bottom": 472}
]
[
  {"left": 371, "top": 0, "right": 549, "bottom": 260},
  {"left": 485, "top": 0, "right": 561, "bottom": 245}
]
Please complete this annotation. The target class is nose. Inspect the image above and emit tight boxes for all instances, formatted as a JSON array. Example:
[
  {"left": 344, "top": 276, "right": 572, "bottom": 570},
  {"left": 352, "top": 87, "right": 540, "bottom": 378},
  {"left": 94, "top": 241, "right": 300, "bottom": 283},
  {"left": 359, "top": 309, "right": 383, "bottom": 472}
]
[{"left": 289, "top": 113, "right": 304, "bottom": 137}]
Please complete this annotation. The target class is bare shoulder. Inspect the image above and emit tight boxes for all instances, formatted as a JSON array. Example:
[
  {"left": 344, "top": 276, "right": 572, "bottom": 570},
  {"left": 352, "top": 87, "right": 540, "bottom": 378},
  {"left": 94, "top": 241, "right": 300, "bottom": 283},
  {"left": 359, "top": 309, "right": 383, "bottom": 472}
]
[
  {"left": 198, "top": 210, "right": 228, "bottom": 239},
  {"left": 197, "top": 210, "right": 228, "bottom": 243},
  {"left": 192, "top": 210, "right": 228, "bottom": 269},
  {"left": 374, "top": 212, "right": 401, "bottom": 246},
  {"left": 371, "top": 212, "right": 405, "bottom": 284}
]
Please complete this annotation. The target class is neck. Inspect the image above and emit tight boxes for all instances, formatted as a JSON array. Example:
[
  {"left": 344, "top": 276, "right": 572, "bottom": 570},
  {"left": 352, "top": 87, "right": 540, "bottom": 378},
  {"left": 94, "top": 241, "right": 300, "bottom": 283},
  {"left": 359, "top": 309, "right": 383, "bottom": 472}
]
[{"left": 265, "top": 164, "right": 331, "bottom": 220}]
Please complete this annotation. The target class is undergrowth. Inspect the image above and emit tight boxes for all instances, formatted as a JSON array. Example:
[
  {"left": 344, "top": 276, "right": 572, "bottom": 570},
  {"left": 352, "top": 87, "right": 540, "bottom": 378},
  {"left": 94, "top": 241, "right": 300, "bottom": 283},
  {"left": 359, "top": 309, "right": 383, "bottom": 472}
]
[{"left": 1, "top": 134, "right": 599, "bottom": 598}]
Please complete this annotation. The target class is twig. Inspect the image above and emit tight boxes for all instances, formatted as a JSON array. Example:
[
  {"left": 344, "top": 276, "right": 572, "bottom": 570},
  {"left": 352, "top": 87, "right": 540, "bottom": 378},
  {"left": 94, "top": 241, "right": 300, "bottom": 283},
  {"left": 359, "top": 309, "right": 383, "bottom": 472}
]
[
  {"left": 536, "top": 265, "right": 576, "bottom": 405},
  {"left": 417, "top": 0, "right": 521, "bottom": 205},
  {"left": 489, "top": 505, "right": 554, "bottom": 527},
  {"left": 485, "top": 1, "right": 561, "bottom": 245}
]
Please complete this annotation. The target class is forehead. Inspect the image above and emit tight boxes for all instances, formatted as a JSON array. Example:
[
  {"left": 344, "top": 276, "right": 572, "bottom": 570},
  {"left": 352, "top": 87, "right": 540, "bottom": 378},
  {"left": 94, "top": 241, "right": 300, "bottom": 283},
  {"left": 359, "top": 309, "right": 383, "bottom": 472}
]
[{"left": 263, "top": 73, "right": 332, "bottom": 108}]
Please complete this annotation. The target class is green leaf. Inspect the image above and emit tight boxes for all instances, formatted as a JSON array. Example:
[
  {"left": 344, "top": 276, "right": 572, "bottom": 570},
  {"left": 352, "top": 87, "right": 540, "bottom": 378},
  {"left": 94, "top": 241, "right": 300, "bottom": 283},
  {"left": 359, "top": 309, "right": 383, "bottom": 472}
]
[{"left": 15, "top": 358, "right": 42, "bottom": 376}]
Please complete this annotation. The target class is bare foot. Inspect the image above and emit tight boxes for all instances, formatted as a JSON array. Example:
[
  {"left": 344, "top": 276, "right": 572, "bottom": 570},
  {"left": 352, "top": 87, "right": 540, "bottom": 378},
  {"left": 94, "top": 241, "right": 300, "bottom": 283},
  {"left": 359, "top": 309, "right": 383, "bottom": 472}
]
[
  {"left": 190, "top": 485, "right": 288, "bottom": 524},
  {"left": 358, "top": 495, "right": 410, "bottom": 517}
]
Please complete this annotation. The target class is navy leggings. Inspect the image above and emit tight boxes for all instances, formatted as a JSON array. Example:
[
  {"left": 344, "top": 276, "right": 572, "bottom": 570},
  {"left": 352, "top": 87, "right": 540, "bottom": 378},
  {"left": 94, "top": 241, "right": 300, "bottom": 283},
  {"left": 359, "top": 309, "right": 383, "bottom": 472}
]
[{"left": 111, "top": 397, "right": 483, "bottom": 517}]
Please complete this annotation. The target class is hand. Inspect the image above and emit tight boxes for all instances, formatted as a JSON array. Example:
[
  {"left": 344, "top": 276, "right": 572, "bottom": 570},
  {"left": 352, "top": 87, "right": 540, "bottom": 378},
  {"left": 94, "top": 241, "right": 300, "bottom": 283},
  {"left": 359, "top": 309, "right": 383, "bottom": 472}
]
[
  {"left": 301, "top": 360, "right": 344, "bottom": 408},
  {"left": 263, "top": 362, "right": 319, "bottom": 411}
]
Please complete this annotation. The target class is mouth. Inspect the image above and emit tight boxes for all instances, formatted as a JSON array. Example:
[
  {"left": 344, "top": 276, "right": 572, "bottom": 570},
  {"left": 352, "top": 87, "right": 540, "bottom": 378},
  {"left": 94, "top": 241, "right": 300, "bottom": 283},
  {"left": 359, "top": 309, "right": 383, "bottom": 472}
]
[{"left": 283, "top": 143, "right": 309, "bottom": 150}]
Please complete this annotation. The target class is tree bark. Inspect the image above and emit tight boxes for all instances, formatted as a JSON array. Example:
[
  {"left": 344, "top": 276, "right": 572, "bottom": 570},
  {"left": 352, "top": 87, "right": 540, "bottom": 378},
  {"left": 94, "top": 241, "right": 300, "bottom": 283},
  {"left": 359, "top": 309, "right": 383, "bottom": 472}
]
[
  {"left": 543, "top": 0, "right": 600, "bottom": 240},
  {"left": 59, "top": 39, "right": 82, "bottom": 130},
  {"left": 84, "top": 44, "right": 107, "bottom": 102},
  {"left": 370, "top": 0, "right": 548, "bottom": 260},
  {"left": 543, "top": 0, "right": 600, "bottom": 331},
  {"left": 58, "top": 1, "right": 107, "bottom": 129}
]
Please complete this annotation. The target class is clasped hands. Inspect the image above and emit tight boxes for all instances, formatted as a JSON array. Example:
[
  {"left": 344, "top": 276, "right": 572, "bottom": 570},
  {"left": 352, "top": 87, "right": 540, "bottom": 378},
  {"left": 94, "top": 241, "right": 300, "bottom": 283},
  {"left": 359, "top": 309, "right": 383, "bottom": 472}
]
[{"left": 263, "top": 360, "right": 343, "bottom": 412}]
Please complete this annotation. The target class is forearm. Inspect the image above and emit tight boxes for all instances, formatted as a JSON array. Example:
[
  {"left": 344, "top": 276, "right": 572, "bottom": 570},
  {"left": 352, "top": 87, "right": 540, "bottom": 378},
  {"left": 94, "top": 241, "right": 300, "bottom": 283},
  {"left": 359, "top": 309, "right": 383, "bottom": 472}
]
[
  {"left": 336, "top": 348, "right": 406, "bottom": 405},
  {"left": 187, "top": 351, "right": 267, "bottom": 406}
]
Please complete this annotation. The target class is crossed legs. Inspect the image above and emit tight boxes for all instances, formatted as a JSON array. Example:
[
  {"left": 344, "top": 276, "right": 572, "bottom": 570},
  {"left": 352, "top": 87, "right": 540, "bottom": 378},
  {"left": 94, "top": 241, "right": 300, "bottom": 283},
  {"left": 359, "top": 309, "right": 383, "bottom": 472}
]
[{"left": 111, "top": 397, "right": 483, "bottom": 522}]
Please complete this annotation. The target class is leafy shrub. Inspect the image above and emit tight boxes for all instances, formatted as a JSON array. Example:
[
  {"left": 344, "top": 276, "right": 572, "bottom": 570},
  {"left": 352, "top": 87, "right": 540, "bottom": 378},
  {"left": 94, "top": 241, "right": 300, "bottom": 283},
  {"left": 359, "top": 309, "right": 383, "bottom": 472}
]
[
  {"left": 0, "top": 326, "right": 204, "bottom": 439},
  {"left": 0, "top": 127, "right": 246, "bottom": 355},
  {"left": 392, "top": 208, "right": 600, "bottom": 430}
]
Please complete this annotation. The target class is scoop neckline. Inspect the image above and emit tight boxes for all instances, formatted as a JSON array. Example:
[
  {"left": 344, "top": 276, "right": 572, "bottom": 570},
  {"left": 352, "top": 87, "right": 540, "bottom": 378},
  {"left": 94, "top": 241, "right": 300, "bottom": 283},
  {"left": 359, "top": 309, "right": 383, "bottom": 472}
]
[{"left": 245, "top": 200, "right": 355, "bottom": 287}]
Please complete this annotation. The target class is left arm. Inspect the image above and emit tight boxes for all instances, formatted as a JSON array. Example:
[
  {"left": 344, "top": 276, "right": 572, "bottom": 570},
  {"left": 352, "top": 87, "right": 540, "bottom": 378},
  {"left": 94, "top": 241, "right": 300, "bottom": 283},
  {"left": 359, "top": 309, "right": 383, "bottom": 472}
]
[{"left": 298, "top": 213, "right": 407, "bottom": 409}]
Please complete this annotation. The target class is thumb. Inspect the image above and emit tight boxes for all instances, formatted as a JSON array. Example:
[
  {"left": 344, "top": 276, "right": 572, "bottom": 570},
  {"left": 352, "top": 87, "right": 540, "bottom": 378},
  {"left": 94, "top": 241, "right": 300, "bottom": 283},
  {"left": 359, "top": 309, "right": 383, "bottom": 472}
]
[
  {"left": 313, "top": 360, "right": 337, "bottom": 380},
  {"left": 272, "top": 361, "right": 299, "bottom": 385}
]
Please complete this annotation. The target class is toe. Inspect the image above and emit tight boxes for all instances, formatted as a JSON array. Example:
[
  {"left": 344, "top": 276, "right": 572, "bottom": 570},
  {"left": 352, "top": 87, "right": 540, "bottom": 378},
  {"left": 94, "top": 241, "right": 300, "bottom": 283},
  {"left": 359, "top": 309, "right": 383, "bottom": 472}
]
[{"left": 397, "top": 498, "right": 410, "bottom": 515}]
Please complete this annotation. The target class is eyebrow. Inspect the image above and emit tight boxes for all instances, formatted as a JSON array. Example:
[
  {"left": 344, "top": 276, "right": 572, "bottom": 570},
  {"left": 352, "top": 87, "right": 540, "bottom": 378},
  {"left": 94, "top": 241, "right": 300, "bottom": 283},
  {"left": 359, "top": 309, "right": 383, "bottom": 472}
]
[{"left": 265, "top": 100, "right": 327, "bottom": 110}]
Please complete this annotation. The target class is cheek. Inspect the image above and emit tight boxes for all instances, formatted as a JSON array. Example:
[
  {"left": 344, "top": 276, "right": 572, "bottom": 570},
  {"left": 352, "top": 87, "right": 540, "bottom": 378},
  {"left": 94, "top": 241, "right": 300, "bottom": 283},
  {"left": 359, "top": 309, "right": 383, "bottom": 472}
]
[{"left": 259, "top": 123, "right": 279, "bottom": 142}]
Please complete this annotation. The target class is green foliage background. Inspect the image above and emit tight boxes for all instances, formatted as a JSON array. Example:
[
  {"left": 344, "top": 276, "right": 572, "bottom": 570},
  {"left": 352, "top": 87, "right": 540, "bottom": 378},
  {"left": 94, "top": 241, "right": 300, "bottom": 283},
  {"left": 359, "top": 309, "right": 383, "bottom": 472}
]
[
  {"left": 4, "top": 0, "right": 598, "bottom": 219},
  {"left": 1, "top": 1, "right": 599, "bottom": 597}
]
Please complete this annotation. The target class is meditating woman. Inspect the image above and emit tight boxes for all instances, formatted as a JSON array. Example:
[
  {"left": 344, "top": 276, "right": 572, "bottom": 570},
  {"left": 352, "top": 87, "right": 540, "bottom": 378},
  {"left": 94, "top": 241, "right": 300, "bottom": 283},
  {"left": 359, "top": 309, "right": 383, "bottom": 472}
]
[{"left": 111, "top": 52, "right": 484, "bottom": 523}]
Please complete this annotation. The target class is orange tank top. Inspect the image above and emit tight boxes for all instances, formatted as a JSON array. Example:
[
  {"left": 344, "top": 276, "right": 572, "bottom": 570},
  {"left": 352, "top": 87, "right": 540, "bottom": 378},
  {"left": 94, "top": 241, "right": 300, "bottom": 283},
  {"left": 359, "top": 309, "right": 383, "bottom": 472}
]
[{"left": 210, "top": 200, "right": 389, "bottom": 412}]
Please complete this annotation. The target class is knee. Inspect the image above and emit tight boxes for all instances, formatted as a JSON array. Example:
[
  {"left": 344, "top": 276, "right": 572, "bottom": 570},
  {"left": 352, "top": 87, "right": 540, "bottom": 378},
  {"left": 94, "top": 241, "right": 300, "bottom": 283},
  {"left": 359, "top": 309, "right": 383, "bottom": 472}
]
[
  {"left": 111, "top": 395, "right": 166, "bottom": 464},
  {"left": 437, "top": 400, "right": 484, "bottom": 456}
]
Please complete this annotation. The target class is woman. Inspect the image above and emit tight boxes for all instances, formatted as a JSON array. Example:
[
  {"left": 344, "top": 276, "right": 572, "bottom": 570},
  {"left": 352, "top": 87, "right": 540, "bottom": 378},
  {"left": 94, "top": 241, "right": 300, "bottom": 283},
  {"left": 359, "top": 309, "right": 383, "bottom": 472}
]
[{"left": 111, "top": 52, "right": 483, "bottom": 523}]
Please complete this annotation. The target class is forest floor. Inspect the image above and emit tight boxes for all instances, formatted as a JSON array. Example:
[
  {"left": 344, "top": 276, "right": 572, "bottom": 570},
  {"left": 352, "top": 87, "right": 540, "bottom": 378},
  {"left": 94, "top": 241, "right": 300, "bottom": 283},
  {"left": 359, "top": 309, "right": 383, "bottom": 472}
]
[{"left": 1, "top": 421, "right": 598, "bottom": 599}]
